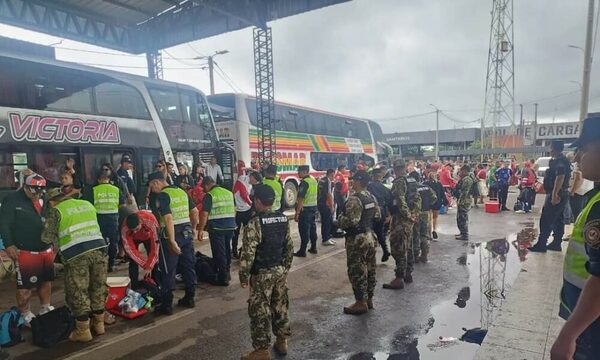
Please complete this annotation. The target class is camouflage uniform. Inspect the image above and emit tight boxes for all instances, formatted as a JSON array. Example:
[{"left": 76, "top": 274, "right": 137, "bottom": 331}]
[
  {"left": 389, "top": 176, "right": 421, "bottom": 278},
  {"left": 456, "top": 175, "right": 474, "bottom": 236},
  {"left": 337, "top": 190, "right": 382, "bottom": 301},
  {"left": 239, "top": 211, "right": 294, "bottom": 350},
  {"left": 42, "top": 208, "right": 108, "bottom": 318},
  {"left": 413, "top": 186, "right": 437, "bottom": 259}
]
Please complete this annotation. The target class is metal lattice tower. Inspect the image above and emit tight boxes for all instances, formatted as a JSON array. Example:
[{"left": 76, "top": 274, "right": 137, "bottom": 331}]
[
  {"left": 146, "top": 50, "right": 164, "bottom": 79},
  {"left": 253, "top": 27, "right": 276, "bottom": 166},
  {"left": 482, "top": 0, "right": 515, "bottom": 148}
]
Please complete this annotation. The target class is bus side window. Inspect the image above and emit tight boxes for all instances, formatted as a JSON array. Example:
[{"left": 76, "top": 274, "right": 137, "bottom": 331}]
[
  {"left": 0, "top": 152, "right": 28, "bottom": 189},
  {"left": 32, "top": 151, "right": 79, "bottom": 187},
  {"left": 149, "top": 87, "right": 183, "bottom": 122},
  {"left": 82, "top": 151, "right": 112, "bottom": 185}
]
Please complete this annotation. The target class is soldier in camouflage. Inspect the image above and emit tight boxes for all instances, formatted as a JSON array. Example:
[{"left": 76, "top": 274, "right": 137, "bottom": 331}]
[
  {"left": 384, "top": 160, "right": 421, "bottom": 290},
  {"left": 410, "top": 171, "right": 437, "bottom": 263},
  {"left": 336, "top": 170, "right": 381, "bottom": 315},
  {"left": 42, "top": 188, "right": 108, "bottom": 343},
  {"left": 455, "top": 165, "right": 474, "bottom": 241},
  {"left": 239, "top": 184, "right": 294, "bottom": 360}
]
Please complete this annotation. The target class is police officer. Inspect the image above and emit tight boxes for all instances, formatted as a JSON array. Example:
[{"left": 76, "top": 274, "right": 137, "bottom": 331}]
[
  {"left": 410, "top": 171, "right": 437, "bottom": 263},
  {"left": 239, "top": 185, "right": 293, "bottom": 360},
  {"left": 262, "top": 164, "right": 284, "bottom": 213},
  {"left": 384, "top": 160, "right": 421, "bottom": 290},
  {"left": 530, "top": 140, "right": 572, "bottom": 252},
  {"left": 89, "top": 173, "right": 125, "bottom": 272},
  {"left": 551, "top": 114, "right": 600, "bottom": 359},
  {"left": 42, "top": 188, "right": 109, "bottom": 342},
  {"left": 197, "top": 176, "right": 237, "bottom": 286},
  {"left": 294, "top": 165, "right": 318, "bottom": 257},
  {"left": 455, "top": 165, "right": 474, "bottom": 241},
  {"left": 367, "top": 168, "right": 393, "bottom": 262},
  {"left": 337, "top": 170, "right": 381, "bottom": 314},
  {"left": 148, "top": 172, "right": 199, "bottom": 314}
]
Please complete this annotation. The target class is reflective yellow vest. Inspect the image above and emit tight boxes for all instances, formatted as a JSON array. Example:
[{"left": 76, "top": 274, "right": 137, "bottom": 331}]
[
  {"left": 263, "top": 177, "right": 283, "bottom": 211},
  {"left": 56, "top": 199, "right": 105, "bottom": 262},
  {"left": 301, "top": 176, "right": 318, "bottom": 207},
  {"left": 207, "top": 186, "right": 236, "bottom": 220},
  {"left": 93, "top": 183, "right": 120, "bottom": 215},
  {"left": 160, "top": 187, "right": 191, "bottom": 227},
  {"left": 563, "top": 190, "right": 600, "bottom": 289}
]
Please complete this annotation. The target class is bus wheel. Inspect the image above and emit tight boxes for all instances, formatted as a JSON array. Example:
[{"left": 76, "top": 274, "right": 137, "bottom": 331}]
[{"left": 284, "top": 181, "right": 298, "bottom": 208}]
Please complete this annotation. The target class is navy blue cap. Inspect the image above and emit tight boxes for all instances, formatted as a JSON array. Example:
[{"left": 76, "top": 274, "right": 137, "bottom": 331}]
[{"left": 571, "top": 113, "right": 600, "bottom": 148}]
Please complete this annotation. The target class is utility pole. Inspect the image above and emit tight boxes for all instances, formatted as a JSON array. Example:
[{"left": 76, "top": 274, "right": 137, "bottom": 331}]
[
  {"left": 208, "top": 56, "right": 215, "bottom": 95},
  {"left": 195, "top": 50, "right": 230, "bottom": 96},
  {"left": 480, "top": 117, "right": 485, "bottom": 162},
  {"left": 430, "top": 104, "right": 440, "bottom": 161},
  {"left": 533, "top": 103, "right": 538, "bottom": 147},
  {"left": 580, "top": 0, "right": 595, "bottom": 121}
]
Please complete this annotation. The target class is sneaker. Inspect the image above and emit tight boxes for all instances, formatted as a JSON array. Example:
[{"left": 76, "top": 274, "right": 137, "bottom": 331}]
[
  {"left": 515, "top": 210, "right": 525, "bottom": 214},
  {"left": 308, "top": 248, "right": 318, "bottom": 254},
  {"left": 39, "top": 304, "right": 55, "bottom": 316},
  {"left": 322, "top": 240, "right": 336, "bottom": 246},
  {"left": 175, "top": 273, "right": 184, "bottom": 283},
  {"left": 432, "top": 231, "right": 438, "bottom": 240},
  {"left": 293, "top": 251, "right": 307, "bottom": 257},
  {"left": 22, "top": 311, "right": 35, "bottom": 327}
]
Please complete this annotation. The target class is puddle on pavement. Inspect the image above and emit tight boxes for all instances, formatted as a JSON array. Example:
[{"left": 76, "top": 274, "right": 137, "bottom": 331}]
[{"left": 352, "top": 227, "right": 538, "bottom": 360}]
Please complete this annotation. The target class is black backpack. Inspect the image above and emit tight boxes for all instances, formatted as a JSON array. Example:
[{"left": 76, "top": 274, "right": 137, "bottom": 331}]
[
  {"left": 30, "top": 306, "right": 74, "bottom": 348},
  {"left": 195, "top": 251, "right": 218, "bottom": 284}
]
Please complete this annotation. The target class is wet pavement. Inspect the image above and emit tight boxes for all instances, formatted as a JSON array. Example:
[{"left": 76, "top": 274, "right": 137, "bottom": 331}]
[{"left": 4, "top": 193, "right": 542, "bottom": 360}]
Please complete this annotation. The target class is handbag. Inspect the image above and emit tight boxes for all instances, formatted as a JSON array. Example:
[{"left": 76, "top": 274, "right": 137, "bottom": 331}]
[{"left": 0, "top": 252, "right": 15, "bottom": 283}]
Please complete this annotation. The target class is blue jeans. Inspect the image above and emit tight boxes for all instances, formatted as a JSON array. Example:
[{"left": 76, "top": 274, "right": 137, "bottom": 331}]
[
  {"left": 537, "top": 190, "right": 568, "bottom": 247},
  {"left": 299, "top": 208, "right": 317, "bottom": 253},
  {"left": 209, "top": 230, "right": 233, "bottom": 283},
  {"left": 98, "top": 214, "right": 119, "bottom": 268}
]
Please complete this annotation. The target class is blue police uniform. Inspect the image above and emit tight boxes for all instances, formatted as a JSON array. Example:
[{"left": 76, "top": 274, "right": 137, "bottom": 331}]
[
  {"left": 156, "top": 186, "right": 197, "bottom": 300},
  {"left": 531, "top": 153, "right": 571, "bottom": 251},
  {"left": 494, "top": 167, "right": 512, "bottom": 210},
  {"left": 203, "top": 186, "right": 237, "bottom": 285}
]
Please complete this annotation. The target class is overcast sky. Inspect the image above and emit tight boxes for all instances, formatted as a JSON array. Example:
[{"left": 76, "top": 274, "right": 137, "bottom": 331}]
[{"left": 1, "top": 0, "right": 598, "bottom": 133}]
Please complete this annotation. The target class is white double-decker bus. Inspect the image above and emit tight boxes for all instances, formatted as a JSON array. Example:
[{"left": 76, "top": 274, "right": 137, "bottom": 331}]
[
  {"left": 208, "top": 93, "right": 386, "bottom": 207},
  {"left": 0, "top": 52, "right": 229, "bottom": 201}
]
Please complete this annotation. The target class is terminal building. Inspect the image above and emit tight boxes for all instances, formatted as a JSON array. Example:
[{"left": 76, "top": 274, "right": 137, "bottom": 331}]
[{"left": 384, "top": 121, "right": 581, "bottom": 159}]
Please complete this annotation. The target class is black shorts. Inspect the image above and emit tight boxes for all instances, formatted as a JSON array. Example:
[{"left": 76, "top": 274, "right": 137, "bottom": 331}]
[{"left": 16, "top": 248, "right": 55, "bottom": 289}]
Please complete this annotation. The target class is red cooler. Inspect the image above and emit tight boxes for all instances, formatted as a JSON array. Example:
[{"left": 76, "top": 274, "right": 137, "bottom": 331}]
[
  {"left": 485, "top": 201, "right": 500, "bottom": 213},
  {"left": 105, "top": 277, "right": 130, "bottom": 310}
]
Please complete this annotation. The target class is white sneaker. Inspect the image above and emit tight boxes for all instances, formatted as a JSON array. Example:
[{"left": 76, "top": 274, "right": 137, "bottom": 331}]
[
  {"left": 22, "top": 311, "right": 35, "bottom": 327},
  {"left": 323, "top": 240, "right": 336, "bottom": 246},
  {"left": 39, "top": 304, "right": 55, "bottom": 316},
  {"left": 515, "top": 210, "right": 525, "bottom": 214},
  {"left": 175, "top": 273, "right": 183, "bottom": 282}
]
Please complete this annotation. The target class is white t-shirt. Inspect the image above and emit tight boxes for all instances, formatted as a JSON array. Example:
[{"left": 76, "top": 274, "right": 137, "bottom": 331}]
[{"left": 571, "top": 163, "right": 595, "bottom": 195}]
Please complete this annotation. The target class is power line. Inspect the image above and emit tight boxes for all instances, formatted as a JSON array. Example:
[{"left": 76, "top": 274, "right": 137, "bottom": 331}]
[
  {"left": 55, "top": 46, "right": 201, "bottom": 61},
  {"left": 78, "top": 62, "right": 204, "bottom": 70},
  {"left": 374, "top": 111, "right": 436, "bottom": 122},
  {"left": 213, "top": 61, "right": 244, "bottom": 93},
  {"left": 440, "top": 111, "right": 480, "bottom": 124}
]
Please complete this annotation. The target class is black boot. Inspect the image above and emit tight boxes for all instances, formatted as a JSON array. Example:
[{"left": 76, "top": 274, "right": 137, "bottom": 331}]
[
  {"left": 178, "top": 287, "right": 196, "bottom": 308},
  {"left": 157, "top": 292, "right": 173, "bottom": 315}
]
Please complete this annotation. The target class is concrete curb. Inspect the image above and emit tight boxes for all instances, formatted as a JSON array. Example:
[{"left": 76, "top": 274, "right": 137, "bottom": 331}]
[{"left": 474, "top": 245, "right": 566, "bottom": 360}]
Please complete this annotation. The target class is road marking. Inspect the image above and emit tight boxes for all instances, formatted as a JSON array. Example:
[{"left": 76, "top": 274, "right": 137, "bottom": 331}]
[{"left": 62, "top": 246, "right": 346, "bottom": 360}]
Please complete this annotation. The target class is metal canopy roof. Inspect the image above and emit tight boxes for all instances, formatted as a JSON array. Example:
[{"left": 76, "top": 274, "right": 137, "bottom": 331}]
[{"left": 0, "top": 0, "right": 350, "bottom": 53}]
